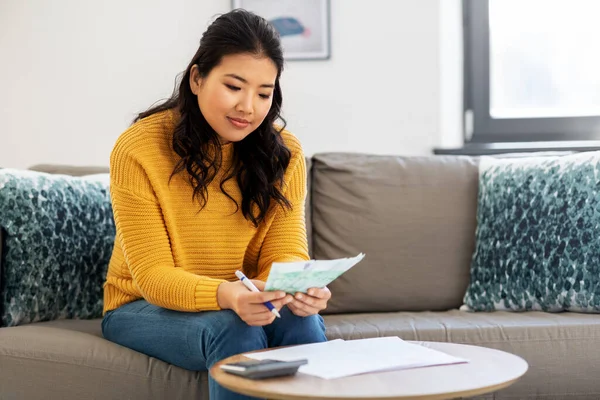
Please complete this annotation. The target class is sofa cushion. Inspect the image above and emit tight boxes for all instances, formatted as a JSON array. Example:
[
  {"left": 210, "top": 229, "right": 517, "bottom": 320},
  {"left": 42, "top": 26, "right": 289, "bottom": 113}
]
[
  {"left": 311, "top": 153, "right": 478, "bottom": 313},
  {"left": 0, "top": 320, "right": 208, "bottom": 400},
  {"left": 463, "top": 151, "right": 600, "bottom": 312},
  {"left": 324, "top": 310, "right": 600, "bottom": 399},
  {"left": 305, "top": 157, "right": 313, "bottom": 258},
  {"left": 0, "top": 169, "right": 115, "bottom": 327}
]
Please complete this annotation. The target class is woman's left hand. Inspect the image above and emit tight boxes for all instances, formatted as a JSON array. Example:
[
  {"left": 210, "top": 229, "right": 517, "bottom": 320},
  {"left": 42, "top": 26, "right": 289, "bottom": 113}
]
[{"left": 288, "top": 287, "right": 331, "bottom": 317}]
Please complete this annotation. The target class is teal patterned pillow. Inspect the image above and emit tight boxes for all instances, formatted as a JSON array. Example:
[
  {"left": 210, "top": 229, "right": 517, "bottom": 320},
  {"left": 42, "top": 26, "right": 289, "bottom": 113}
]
[
  {"left": 0, "top": 169, "right": 115, "bottom": 327},
  {"left": 463, "top": 151, "right": 600, "bottom": 312}
]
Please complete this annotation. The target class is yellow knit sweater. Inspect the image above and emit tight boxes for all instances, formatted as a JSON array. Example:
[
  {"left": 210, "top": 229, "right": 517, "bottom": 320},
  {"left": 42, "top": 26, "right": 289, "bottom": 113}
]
[{"left": 102, "top": 110, "right": 309, "bottom": 314}]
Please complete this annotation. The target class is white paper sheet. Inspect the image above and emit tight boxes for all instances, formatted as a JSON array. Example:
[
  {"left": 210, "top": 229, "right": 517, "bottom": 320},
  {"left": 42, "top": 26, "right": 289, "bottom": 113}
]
[{"left": 245, "top": 337, "right": 468, "bottom": 379}]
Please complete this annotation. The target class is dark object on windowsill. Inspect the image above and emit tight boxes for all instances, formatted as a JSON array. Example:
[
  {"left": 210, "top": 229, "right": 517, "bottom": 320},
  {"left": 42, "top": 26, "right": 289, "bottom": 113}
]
[{"left": 433, "top": 141, "right": 600, "bottom": 156}]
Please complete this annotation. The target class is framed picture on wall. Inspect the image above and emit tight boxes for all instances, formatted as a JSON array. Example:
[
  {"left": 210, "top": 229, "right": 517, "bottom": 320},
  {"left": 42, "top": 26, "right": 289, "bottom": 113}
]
[{"left": 231, "top": 0, "right": 331, "bottom": 60}]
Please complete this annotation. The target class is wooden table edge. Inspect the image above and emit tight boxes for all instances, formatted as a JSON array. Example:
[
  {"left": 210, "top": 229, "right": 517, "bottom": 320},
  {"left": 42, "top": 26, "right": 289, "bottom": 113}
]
[{"left": 210, "top": 343, "right": 528, "bottom": 400}]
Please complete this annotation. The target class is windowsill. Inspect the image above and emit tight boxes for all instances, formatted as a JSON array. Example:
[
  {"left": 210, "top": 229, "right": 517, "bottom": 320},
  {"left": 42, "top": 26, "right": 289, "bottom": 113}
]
[{"left": 433, "top": 141, "right": 600, "bottom": 156}]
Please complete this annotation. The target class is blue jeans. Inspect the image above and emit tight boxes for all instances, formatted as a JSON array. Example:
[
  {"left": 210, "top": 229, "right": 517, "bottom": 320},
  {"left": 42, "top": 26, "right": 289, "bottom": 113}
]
[{"left": 102, "top": 300, "right": 327, "bottom": 400}]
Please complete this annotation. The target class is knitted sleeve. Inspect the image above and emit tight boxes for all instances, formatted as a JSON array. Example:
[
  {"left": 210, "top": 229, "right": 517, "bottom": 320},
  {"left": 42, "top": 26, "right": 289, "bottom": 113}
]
[{"left": 109, "top": 129, "right": 225, "bottom": 311}]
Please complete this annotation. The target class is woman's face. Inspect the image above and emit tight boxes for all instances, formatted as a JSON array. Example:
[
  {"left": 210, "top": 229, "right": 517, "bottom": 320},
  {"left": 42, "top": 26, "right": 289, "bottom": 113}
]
[{"left": 190, "top": 53, "right": 278, "bottom": 144}]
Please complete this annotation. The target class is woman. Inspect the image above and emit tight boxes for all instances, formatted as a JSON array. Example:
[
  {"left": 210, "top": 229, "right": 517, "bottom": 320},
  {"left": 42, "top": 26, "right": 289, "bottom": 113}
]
[{"left": 101, "top": 9, "right": 329, "bottom": 400}]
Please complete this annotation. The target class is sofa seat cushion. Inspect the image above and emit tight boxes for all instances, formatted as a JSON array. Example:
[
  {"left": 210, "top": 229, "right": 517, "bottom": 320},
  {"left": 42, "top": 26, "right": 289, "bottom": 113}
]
[
  {"left": 324, "top": 310, "right": 600, "bottom": 399},
  {"left": 4, "top": 312, "right": 599, "bottom": 400},
  {"left": 0, "top": 319, "right": 208, "bottom": 400}
]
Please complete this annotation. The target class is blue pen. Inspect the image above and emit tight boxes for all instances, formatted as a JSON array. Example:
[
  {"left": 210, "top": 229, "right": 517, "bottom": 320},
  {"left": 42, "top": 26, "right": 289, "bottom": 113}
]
[{"left": 235, "top": 270, "right": 281, "bottom": 318}]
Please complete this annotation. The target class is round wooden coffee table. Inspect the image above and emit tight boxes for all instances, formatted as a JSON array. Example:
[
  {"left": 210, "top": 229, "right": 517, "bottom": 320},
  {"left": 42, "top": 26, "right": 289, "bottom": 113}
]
[{"left": 210, "top": 341, "right": 528, "bottom": 400}]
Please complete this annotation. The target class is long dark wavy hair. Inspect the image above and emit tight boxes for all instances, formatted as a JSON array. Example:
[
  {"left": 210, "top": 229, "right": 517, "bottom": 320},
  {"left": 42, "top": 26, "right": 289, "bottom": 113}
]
[{"left": 135, "top": 9, "right": 291, "bottom": 227}]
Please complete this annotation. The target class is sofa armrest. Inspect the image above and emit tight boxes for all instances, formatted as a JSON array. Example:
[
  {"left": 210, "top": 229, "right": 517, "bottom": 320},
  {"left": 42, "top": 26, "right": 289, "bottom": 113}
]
[
  {"left": 0, "top": 227, "right": 3, "bottom": 313},
  {"left": 28, "top": 164, "right": 109, "bottom": 176}
]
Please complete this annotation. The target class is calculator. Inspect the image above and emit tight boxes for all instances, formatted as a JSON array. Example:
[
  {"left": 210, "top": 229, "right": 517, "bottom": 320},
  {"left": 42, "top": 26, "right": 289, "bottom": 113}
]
[{"left": 219, "top": 358, "right": 308, "bottom": 379}]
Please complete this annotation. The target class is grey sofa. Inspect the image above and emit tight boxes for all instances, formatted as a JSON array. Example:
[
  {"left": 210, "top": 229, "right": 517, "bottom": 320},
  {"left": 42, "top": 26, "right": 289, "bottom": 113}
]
[{"left": 1, "top": 153, "right": 600, "bottom": 399}]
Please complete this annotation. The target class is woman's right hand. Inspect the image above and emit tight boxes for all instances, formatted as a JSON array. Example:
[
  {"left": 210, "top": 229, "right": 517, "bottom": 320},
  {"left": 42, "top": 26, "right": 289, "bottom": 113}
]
[{"left": 217, "top": 280, "right": 293, "bottom": 326}]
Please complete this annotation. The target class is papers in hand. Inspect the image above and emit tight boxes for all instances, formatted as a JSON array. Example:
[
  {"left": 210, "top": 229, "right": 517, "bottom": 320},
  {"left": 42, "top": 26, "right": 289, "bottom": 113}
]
[
  {"left": 265, "top": 253, "right": 365, "bottom": 294},
  {"left": 244, "top": 337, "right": 468, "bottom": 380}
]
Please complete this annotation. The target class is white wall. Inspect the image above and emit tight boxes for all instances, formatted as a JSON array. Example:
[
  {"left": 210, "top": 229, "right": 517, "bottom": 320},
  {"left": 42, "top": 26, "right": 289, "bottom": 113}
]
[{"left": 0, "top": 0, "right": 462, "bottom": 169}]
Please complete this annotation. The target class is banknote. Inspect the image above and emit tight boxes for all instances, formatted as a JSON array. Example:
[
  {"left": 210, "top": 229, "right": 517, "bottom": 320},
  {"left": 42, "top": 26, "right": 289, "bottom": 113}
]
[{"left": 264, "top": 253, "right": 365, "bottom": 294}]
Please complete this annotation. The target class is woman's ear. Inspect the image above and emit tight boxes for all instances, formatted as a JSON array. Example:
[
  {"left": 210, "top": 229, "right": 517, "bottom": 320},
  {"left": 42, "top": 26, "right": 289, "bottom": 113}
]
[{"left": 189, "top": 65, "right": 202, "bottom": 95}]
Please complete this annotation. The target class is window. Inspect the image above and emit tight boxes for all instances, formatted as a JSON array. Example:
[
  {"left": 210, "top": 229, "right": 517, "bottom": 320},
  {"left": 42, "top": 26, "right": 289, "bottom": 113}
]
[{"left": 464, "top": 0, "right": 600, "bottom": 144}]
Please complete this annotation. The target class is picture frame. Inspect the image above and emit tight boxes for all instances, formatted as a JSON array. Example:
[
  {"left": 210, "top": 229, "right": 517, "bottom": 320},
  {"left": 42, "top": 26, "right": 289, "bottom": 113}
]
[{"left": 231, "top": 0, "right": 331, "bottom": 60}]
